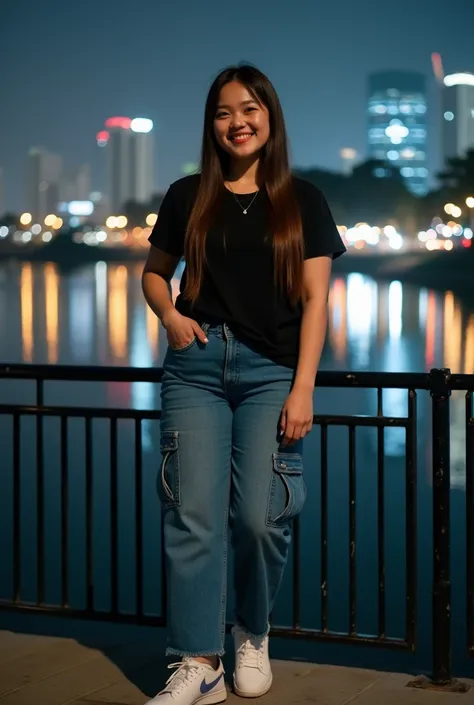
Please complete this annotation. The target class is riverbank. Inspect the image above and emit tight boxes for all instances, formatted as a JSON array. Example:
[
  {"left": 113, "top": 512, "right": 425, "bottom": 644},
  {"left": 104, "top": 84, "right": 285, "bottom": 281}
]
[
  {"left": 1, "top": 237, "right": 473, "bottom": 301},
  {"left": 333, "top": 248, "right": 474, "bottom": 301}
]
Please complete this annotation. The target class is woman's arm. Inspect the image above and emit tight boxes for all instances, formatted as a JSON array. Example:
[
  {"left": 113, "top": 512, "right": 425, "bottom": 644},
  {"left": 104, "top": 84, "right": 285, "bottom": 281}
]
[
  {"left": 141, "top": 245, "right": 180, "bottom": 324},
  {"left": 142, "top": 245, "right": 208, "bottom": 346},
  {"left": 280, "top": 255, "right": 332, "bottom": 446},
  {"left": 294, "top": 255, "right": 332, "bottom": 392}
]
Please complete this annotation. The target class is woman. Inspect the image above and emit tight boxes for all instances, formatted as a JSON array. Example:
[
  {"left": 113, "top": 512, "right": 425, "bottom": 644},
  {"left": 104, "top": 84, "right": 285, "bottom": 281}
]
[{"left": 142, "top": 64, "right": 345, "bottom": 705}]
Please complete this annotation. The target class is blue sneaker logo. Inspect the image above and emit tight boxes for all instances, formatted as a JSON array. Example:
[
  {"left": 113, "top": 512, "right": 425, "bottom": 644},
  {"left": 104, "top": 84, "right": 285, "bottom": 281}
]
[{"left": 200, "top": 672, "right": 223, "bottom": 694}]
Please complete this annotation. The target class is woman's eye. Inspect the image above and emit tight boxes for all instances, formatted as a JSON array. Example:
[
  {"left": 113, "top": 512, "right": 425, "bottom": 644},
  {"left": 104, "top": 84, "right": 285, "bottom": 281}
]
[{"left": 216, "top": 112, "right": 228, "bottom": 119}]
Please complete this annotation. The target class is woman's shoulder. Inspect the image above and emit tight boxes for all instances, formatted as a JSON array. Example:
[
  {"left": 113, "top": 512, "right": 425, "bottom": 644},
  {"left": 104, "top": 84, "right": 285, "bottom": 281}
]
[
  {"left": 167, "top": 173, "right": 201, "bottom": 202},
  {"left": 291, "top": 176, "right": 323, "bottom": 202}
]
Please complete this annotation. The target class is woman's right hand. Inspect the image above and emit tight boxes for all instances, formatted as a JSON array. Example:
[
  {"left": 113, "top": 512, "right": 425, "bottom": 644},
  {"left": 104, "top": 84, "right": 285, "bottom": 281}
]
[{"left": 162, "top": 309, "right": 208, "bottom": 350}]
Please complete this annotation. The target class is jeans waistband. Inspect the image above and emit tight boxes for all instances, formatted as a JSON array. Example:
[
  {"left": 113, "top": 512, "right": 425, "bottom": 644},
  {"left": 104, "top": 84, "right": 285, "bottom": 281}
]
[{"left": 200, "top": 322, "right": 235, "bottom": 339}]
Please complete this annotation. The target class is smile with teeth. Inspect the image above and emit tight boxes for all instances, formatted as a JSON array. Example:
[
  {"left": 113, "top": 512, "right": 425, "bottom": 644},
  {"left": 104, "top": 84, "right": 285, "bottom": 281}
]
[{"left": 230, "top": 132, "right": 255, "bottom": 143}]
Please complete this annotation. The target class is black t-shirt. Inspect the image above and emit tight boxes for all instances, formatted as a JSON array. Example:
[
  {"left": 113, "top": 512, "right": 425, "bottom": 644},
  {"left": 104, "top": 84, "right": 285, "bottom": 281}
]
[{"left": 148, "top": 174, "right": 346, "bottom": 368}]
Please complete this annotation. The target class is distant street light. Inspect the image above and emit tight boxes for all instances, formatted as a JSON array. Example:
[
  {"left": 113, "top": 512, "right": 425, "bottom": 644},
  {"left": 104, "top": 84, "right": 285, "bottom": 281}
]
[
  {"left": 44, "top": 214, "right": 57, "bottom": 227},
  {"left": 20, "top": 213, "right": 32, "bottom": 226},
  {"left": 445, "top": 203, "right": 462, "bottom": 219},
  {"left": 116, "top": 216, "right": 128, "bottom": 229},
  {"left": 146, "top": 213, "right": 158, "bottom": 227},
  {"left": 466, "top": 197, "right": 474, "bottom": 228}
]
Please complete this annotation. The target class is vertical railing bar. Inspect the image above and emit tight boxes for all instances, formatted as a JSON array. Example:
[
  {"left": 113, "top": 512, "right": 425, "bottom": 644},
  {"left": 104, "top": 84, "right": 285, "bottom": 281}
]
[
  {"left": 36, "top": 378, "right": 44, "bottom": 605},
  {"left": 466, "top": 392, "right": 474, "bottom": 654},
  {"left": 135, "top": 417, "right": 143, "bottom": 618},
  {"left": 60, "top": 414, "right": 69, "bottom": 608},
  {"left": 405, "top": 389, "right": 417, "bottom": 650},
  {"left": 110, "top": 417, "right": 118, "bottom": 616},
  {"left": 85, "top": 416, "right": 93, "bottom": 612},
  {"left": 320, "top": 422, "right": 328, "bottom": 633},
  {"left": 377, "top": 393, "right": 386, "bottom": 638},
  {"left": 349, "top": 425, "right": 356, "bottom": 636},
  {"left": 430, "top": 368, "right": 452, "bottom": 685},
  {"left": 377, "top": 387, "right": 383, "bottom": 417},
  {"left": 13, "top": 413, "right": 21, "bottom": 603}
]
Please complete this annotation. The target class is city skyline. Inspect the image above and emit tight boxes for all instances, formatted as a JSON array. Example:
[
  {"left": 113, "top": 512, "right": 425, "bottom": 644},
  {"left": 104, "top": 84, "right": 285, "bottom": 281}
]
[{"left": 2, "top": 0, "right": 474, "bottom": 211}]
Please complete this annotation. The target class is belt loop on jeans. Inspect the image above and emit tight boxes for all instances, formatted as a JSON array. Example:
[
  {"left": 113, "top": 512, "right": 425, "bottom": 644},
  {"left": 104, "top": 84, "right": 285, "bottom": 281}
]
[{"left": 223, "top": 323, "right": 234, "bottom": 340}]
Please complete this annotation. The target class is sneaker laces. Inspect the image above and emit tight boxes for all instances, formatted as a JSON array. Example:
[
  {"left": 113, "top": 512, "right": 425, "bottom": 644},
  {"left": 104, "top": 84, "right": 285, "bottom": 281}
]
[
  {"left": 236, "top": 635, "right": 264, "bottom": 669},
  {"left": 162, "top": 659, "right": 202, "bottom": 695}
]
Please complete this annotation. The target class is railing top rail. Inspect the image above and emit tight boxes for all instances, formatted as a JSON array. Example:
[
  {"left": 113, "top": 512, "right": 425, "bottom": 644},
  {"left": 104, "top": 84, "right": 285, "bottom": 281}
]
[
  {"left": 1, "top": 362, "right": 473, "bottom": 390},
  {"left": 449, "top": 373, "right": 474, "bottom": 391},
  {"left": 0, "top": 362, "right": 433, "bottom": 389}
]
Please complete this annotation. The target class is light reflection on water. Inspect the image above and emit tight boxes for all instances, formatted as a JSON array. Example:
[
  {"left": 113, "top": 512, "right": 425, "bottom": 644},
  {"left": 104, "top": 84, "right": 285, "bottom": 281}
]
[
  {"left": 0, "top": 260, "right": 473, "bottom": 486},
  {"left": 1, "top": 260, "right": 472, "bottom": 374}
]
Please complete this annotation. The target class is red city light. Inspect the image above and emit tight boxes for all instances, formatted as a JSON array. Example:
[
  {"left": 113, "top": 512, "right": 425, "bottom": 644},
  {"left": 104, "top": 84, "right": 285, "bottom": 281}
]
[
  {"left": 105, "top": 116, "right": 132, "bottom": 130},
  {"left": 96, "top": 130, "right": 109, "bottom": 144},
  {"left": 462, "top": 239, "right": 472, "bottom": 248}
]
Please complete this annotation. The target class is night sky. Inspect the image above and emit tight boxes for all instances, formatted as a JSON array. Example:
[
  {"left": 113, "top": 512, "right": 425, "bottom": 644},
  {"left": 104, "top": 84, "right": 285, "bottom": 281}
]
[{"left": 2, "top": 0, "right": 474, "bottom": 210}]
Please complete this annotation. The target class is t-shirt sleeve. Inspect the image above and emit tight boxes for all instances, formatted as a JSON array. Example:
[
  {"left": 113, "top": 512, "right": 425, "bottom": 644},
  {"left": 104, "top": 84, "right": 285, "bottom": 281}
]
[
  {"left": 148, "top": 184, "right": 185, "bottom": 258},
  {"left": 302, "top": 185, "right": 346, "bottom": 260}
]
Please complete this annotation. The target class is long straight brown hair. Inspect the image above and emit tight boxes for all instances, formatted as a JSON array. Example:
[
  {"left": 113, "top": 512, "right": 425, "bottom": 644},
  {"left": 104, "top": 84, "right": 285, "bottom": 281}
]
[{"left": 184, "top": 64, "right": 304, "bottom": 306}]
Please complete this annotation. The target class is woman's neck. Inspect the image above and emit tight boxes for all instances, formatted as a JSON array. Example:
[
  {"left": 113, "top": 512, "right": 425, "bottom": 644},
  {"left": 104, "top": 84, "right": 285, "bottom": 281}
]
[{"left": 226, "top": 155, "right": 260, "bottom": 189}]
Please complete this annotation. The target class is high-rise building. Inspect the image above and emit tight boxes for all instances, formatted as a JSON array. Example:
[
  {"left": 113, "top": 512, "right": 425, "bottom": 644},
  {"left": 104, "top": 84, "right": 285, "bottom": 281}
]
[
  {"left": 60, "top": 164, "right": 92, "bottom": 203},
  {"left": 129, "top": 118, "right": 154, "bottom": 204},
  {"left": 97, "top": 117, "right": 154, "bottom": 214},
  {"left": 442, "top": 73, "right": 474, "bottom": 162},
  {"left": 27, "top": 147, "right": 62, "bottom": 218},
  {"left": 367, "top": 71, "right": 428, "bottom": 196},
  {"left": 0, "top": 167, "right": 4, "bottom": 216}
]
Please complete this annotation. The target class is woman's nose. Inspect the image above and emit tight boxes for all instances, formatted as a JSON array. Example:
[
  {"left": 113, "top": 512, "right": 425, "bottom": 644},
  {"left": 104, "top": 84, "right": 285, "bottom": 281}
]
[{"left": 230, "top": 113, "right": 245, "bottom": 129}]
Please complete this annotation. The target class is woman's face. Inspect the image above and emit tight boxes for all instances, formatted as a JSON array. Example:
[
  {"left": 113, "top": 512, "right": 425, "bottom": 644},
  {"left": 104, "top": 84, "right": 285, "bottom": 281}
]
[{"left": 213, "top": 81, "right": 270, "bottom": 162}]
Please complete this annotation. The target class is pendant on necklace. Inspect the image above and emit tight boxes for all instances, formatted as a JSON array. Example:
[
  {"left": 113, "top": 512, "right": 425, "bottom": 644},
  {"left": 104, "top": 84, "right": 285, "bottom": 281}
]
[{"left": 243, "top": 209, "right": 247, "bottom": 215}]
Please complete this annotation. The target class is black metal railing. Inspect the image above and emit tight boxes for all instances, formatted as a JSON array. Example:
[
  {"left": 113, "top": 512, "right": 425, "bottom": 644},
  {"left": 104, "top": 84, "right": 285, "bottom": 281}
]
[{"left": 0, "top": 363, "right": 473, "bottom": 692}]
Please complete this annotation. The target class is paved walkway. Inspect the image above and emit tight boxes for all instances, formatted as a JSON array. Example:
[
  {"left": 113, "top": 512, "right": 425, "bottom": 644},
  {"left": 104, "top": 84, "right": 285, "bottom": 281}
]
[{"left": 0, "top": 630, "right": 472, "bottom": 704}]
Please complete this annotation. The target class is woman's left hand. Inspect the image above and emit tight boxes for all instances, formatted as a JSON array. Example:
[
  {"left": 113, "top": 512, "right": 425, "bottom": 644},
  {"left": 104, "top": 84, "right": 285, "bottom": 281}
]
[{"left": 279, "top": 386, "right": 314, "bottom": 447}]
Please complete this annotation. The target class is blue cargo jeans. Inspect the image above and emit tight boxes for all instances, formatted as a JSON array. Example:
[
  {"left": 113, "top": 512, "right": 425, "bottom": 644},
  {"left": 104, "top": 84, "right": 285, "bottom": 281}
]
[{"left": 159, "top": 323, "right": 307, "bottom": 657}]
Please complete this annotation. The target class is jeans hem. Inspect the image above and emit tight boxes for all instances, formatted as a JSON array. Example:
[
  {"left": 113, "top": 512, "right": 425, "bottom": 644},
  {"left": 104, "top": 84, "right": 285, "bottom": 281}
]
[
  {"left": 233, "top": 621, "right": 270, "bottom": 640},
  {"left": 166, "top": 646, "right": 226, "bottom": 658}
]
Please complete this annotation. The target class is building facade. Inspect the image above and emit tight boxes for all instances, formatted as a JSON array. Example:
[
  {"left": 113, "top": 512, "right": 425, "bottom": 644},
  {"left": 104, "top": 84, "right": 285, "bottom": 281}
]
[
  {"left": 60, "top": 164, "right": 92, "bottom": 203},
  {"left": 129, "top": 118, "right": 154, "bottom": 204},
  {"left": 367, "top": 71, "right": 428, "bottom": 196},
  {"left": 26, "top": 147, "right": 62, "bottom": 219},
  {"left": 98, "top": 117, "right": 154, "bottom": 214},
  {"left": 0, "top": 167, "right": 4, "bottom": 216},
  {"left": 442, "top": 73, "right": 474, "bottom": 162}
]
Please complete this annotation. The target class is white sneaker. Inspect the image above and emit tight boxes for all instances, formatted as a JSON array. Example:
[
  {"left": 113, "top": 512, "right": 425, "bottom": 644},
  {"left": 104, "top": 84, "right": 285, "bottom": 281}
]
[
  {"left": 232, "top": 626, "right": 272, "bottom": 698},
  {"left": 145, "top": 657, "right": 227, "bottom": 704}
]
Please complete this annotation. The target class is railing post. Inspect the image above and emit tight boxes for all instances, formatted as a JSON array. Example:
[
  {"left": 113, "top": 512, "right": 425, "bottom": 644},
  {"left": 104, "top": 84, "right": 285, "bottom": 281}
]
[
  {"left": 409, "top": 368, "right": 469, "bottom": 692},
  {"left": 430, "top": 368, "right": 452, "bottom": 685}
]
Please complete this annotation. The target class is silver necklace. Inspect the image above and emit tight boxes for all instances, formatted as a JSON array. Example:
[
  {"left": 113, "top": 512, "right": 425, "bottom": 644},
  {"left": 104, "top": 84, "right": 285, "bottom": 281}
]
[{"left": 226, "top": 182, "right": 259, "bottom": 215}]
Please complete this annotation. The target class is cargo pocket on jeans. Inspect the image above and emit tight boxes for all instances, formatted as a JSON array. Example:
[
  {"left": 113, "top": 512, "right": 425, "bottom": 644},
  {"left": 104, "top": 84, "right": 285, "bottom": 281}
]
[
  {"left": 158, "top": 431, "right": 180, "bottom": 508},
  {"left": 266, "top": 452, "right": 306, "bottom": 527}
]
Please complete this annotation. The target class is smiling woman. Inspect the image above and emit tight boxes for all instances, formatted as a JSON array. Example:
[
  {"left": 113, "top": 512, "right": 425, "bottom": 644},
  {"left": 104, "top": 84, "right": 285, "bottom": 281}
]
[
  {"left": 213, "top": 85, "right": 270, "bottom": 157},
  {"left": 141, "top": 63, "right": 345, "bottom": 705}
]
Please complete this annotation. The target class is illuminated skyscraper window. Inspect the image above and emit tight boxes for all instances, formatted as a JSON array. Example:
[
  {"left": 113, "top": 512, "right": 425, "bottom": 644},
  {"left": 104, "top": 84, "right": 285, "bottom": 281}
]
[{"left": 367, "top": 71, "right": 428, "bottom": 196}]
